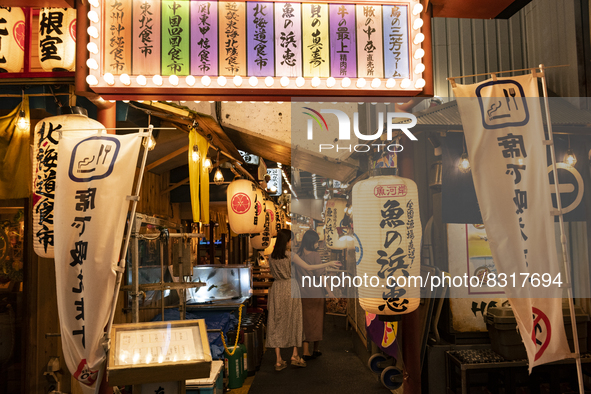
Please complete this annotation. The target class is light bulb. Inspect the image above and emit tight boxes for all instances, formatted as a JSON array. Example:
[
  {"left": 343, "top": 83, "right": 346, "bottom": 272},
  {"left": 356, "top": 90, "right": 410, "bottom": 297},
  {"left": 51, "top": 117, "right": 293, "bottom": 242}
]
[
  {"left": 143, "top": 135, "right": 156, "bottom": 151},
  {"left": 414, "top": 63, "right": 425, "bottom": 74},
  {"left": 192, "top": 145, "right": 200, "bottom": 163},
  {"left": 87, "top": 10, "right": 99, "bottom": 23},
  {"left": 415, "top": 78, "right": 426, "bottom": 89},
  {"left": 280, "top": 76, "right": 289, "bottom": 87},
  {"left": 203, "top": 158, "right": 212, "bottom": 171},
  {"left": 565, "top": 148, "right": 577, "bottom": 167},
  {"left": 249, "top": 76, "right": 259, "bottom": 87},
  {"left": 86, "top": 75, "right": 98, "bottom": 86},
  {"left": 16, "top": 111, "right": 28, "bottom": 131},
  {"left": 414, "top": 48, "right": 425, "bottom": 59},
  {"left": 218, "top": 76, "right": 227, "bottom": 86},
  {"left": 413, "top": 3, "right": 424, "bottom": 15},
  {"left": 356, "top": 78, "right": 366, "bottom": 88},
  {"left": 341, "top": 77, "right": 351, "bottom": 88},
  {"left": 413, "top": 18, "right": 424, "bottom": 30},
  {"left": 136, "top": 75, "right": 146, "bottom": 86},
  {"left": 169, "top": 74, "right": 179, "bottom": 86},
  {"left": 296, "top": 77, "right": 305, "bottom": 87},
  {"left": 87, "top": 26, "right": 99, "bottom": 38},
  {"left": 270, "top": 185, "right": 277, "bottom": 193},
  {"left": 371, "top": 78, "right": 381, "bottom": 88},
  {"left": 186, "top": 75, "right": 196, "bottom": 86},
  {"left": 104, "top": 73, "right": 115, "bottom": 85},
  {"left": 201, "top": 75, "right": 211, "bottom": 86},
  {"left": 265, "top": 76, "right": 274, "bottom": 87},
  {"left": 400, "top": 78, "right": 411, "bottom": 89},
  {"left": 414, "top": 33, "right": 425, "bottom": 45},
  {"left": 458, "top": 153, "right": 471, "bottom": 173},
  {"left": 153, "top": 75, "right": 163, "bottom": 86},
  {"left": 120, "top": 73, "right": 131, "bottom": 85},
  {"left": 326, "top": 77, "right": 336, "bottom": 87},
  {"left": 310, "top": 76, "right": 320, "bottom": 87},
  {"left": 386, "top": 78, "right": 396, "bottom": 88},
  {"left": 87, "top": 42, "right": 99, "bottom": 54},
  {"left": 214, "top": 168, "right": 224, "bottom": 185},
  {"left": 233, "top": 75, "right": 243, "bottom": 86},
  {"left": 88, "top": 0, "right": 99, "bottom": 7}
]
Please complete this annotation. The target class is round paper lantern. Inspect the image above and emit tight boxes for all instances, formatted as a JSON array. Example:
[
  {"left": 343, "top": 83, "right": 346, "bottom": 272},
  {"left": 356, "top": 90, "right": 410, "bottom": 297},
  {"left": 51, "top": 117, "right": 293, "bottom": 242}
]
[
  {"left": 0, "top": 7, "right": 25, "bottom": 73},
  {"left": 32, "top": 107, "right": 105, "bottom": 258},
  {"left": 38, "top": 8, "right": 76, "bottom": 72},
  {"left": 253, "top": 188, "right": 266, "bottom": 234},
  {"left": 352, "top": 173, "right": 422, "bottom": 317},
  {"left": 250, "top": 199, "right": 273, "bottom": 249},
  {"left": 267, "top": 200, "right": 277, "bottom": 237},
  {"left": 324, "top": 198, "right": 347, "bottom": 250},
  {"left": 263, "top": 237, "right": 276, "bottom": 256},
  {"left": 227, "top": 179, "right": 264, "bottom": 234}
]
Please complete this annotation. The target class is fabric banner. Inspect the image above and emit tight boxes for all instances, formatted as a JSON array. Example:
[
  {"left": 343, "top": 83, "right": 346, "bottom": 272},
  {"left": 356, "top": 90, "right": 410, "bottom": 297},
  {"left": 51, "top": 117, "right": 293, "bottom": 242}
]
[
  {"left": 105, "top": 0, "right": 132, "bottom": 74},
  {"left": 0, "top": 97, "right": 29, "bottom": 200},
  {"left": 382, "top": 5, "right": 409, "bottom": 79},
  {"left": 189, "top": 129, "right": 210, "bottom": 223},
  {"left": 302, "top": 3, "right": 329, "bottom": 78},
  {"left": 329, "top": 4, "right": 356, "bottom": 78},
  {"left": 453, "top": 74, "right": 571, "bottom": 370},
  {"left": 247, "top": 1, "right": 274, "bottom": 77},
  {"left": 274, "top": 2, "right": 302, "bottom": 78},
  {"left": 191, "top": 0, "right": 218, "bottom": 76},
  {"left": 356, "top": 4, "right": 383, "bottom": 79},
  {"left": 132, "top": 0, "right": 161, "bottom": 76},
  {"left": 162, "top": 0, "right": 190, "bottom": 76},
  {"left": 54, "top": 133, "right": 141, "bottom": 392},
  {"left": 219, "top": 1, "right": 246, "bottom": 76}
]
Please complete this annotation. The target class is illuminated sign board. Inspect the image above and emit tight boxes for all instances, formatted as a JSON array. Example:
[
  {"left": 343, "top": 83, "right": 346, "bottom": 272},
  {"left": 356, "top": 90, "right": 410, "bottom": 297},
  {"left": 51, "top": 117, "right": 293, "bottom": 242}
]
[{"left": 86, "top": 0, "right": 427, "bottom": 100}]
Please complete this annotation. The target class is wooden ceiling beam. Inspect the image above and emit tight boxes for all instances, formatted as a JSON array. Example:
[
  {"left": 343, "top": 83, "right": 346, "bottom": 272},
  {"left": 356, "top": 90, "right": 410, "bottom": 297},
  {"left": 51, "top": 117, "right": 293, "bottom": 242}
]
[{"left": 145, "top": 145, "right": 189, "bottom": 172}]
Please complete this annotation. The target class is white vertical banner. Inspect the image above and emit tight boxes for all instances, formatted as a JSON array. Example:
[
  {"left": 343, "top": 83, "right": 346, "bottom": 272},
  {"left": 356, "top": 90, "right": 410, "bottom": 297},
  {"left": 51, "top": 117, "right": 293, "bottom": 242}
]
[
  {"left": 54, "top": 133, "right": 141, "bottom": 393},
  {"left": 453, "top": 73, "right": 571, "bottom": 370}
]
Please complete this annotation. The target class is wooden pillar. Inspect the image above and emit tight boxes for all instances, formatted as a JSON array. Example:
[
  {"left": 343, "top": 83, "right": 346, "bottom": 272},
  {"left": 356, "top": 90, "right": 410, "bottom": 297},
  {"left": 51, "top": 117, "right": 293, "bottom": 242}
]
[
  {"left": 98, "top": 105, "right": 117, "bottom": 132},
  {"left": 209, "top": 222, "right": 215, "bottom": 264},
  {"left": 221, "top": 234, "right": 226, "bottom": 265}
]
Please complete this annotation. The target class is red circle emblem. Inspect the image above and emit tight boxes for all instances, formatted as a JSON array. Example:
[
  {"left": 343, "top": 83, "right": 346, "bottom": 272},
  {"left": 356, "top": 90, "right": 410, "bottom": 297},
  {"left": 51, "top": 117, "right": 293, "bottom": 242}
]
[
  {"left": 255, "top": 201, "right": 262, "bottom": 216},
  {"left": 268, "top": 210, "right": 275, "bottom": 222},
  {"left": 70, "top": 19, "right": 76, "bottom": 42},
  {"left": 532, "top": 307, "right": 552, "bottom": 361},
  {"left": 231, "top": 193, "right": 251, "bottom": 214},
  {"left": 13, "top": 20, "right": 25, "bottom": 51}
]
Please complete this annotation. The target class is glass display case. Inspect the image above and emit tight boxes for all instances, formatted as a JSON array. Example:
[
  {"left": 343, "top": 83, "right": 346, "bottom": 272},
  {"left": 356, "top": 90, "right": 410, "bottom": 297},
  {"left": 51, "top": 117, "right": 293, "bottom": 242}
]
[{"left": 186, "top": 265, "right": 252, "bottom": 308}]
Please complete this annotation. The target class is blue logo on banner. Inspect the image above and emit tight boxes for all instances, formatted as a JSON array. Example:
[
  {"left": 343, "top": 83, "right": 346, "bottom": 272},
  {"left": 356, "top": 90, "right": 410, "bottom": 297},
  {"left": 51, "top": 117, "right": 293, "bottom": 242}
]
[
  {"left": 476, "top": 80, "right": 529, "bottom": 129},
  {"left": 353, "top": 233, "right": 363, "bottom": 265},
  {"left": 68, "top": 136, "right": 120, "bottom": 182}
]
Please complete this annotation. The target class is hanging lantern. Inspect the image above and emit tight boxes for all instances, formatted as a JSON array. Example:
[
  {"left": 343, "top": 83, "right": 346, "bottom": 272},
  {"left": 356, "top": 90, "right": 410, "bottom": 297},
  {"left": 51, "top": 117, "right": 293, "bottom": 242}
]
[
  {"left": 250, "top": 200, "right": 271, "bottom": 250},
  {"left": 263, "top": 237, "right": 276, "bottom": 255},
  {"left": 32, "top": 107, "right": 105, "bottom": 258},
  {"left": 253, "top": 188, "right": 266, "bottom": 234},
  {"left": 266, "top": 200, "right": 277, "bottom": 237},
  {"left": 38, "top": 8, "right": 76, "bottom": 72},
  {"left": 352, "top": 170, "right": 422, "bottom": 317},
  {"left": 324, "top": 198, "right": 347, "bottom": 250},
  {"left": 0, "top": 7, "right": 25, "bottom": 73},
  {"left": 227, "top": 179, "right": 264, "bottom": 234}
]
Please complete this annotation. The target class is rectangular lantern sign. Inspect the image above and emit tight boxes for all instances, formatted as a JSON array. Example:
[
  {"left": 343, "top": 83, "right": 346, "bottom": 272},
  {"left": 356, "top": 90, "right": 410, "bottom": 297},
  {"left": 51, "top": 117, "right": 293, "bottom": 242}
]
[{"left": 99, "top": 1, "right": 413, "bottom": 79}]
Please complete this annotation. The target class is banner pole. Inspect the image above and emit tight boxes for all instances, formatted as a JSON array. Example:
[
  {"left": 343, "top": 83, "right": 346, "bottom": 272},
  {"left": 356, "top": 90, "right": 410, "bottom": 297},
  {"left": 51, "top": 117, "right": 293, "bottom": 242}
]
[
  {"left": 104, "top": 125, "right": 153, "bottom": 343},
  {"left": 538, "top": 64, "right": 584, "bottom": 394}
]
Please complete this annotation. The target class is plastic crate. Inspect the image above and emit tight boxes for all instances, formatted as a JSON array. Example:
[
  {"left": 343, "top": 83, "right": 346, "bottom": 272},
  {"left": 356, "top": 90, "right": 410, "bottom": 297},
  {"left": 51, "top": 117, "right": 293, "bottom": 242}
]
[{"left": 187, "top": 360, "right": 224, "bottom": 394}]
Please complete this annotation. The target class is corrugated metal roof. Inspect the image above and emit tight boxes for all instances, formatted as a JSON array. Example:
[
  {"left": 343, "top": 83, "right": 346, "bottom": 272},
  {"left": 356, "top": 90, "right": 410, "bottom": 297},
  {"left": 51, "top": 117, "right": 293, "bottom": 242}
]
[{"left": 401, "top": 99, "right": 591, "bottom": 129}]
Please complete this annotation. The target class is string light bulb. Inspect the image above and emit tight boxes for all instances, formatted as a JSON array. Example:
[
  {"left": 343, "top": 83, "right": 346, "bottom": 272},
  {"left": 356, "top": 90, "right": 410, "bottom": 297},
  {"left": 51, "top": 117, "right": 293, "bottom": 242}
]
[
  {"left": 458, "top": 152, "right": 470, "bottom": 173},
  {"left": 143, "top": 134, "right": 156, "bottom": 151},
  {"left": 191, "top": 145, "right": 200, "bottom": 163},
  {"left": 214, "top": 168, "right": 224, "bottom": 185},
  {"left": 16, "top": 110, "right": 28, "bottom": 131},
  {"left": 203, "top": 157, "right": 212, "bottom": 171}
]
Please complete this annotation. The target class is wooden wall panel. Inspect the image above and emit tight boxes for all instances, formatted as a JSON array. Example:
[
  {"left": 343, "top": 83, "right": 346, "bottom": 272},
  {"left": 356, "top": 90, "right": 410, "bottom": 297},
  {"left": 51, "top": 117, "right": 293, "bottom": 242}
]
[{"left": 135, "top": 170, "right": 173, "bottom": 218}]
